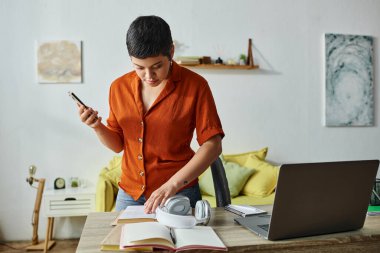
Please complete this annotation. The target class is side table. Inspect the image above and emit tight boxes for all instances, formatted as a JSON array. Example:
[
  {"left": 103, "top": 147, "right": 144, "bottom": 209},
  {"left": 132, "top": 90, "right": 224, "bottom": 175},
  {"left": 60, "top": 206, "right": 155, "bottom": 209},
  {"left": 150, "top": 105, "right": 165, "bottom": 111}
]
[{"left": 42, "top": 187, "right": 95, "bottom": 253}]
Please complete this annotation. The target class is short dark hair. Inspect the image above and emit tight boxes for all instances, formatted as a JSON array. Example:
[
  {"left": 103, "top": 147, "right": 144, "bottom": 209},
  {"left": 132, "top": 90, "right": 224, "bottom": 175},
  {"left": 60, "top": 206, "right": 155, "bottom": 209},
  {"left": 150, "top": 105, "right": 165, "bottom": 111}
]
[{"left": 126, "top": 16, "right": 173, "bottom": 59}]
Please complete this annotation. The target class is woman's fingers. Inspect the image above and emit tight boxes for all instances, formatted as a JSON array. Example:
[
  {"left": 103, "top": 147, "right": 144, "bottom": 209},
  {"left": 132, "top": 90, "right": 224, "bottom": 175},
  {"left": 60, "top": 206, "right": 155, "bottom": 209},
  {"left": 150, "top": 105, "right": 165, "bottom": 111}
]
[
  {"left": 79, "top": 106, "right": 100, "bottom": 127},
  {"left": 85, "top": 111, "right": 98, "bottom": 124},
  {"left": 144, "top": 186, "right": 175, "bottom": 214}
]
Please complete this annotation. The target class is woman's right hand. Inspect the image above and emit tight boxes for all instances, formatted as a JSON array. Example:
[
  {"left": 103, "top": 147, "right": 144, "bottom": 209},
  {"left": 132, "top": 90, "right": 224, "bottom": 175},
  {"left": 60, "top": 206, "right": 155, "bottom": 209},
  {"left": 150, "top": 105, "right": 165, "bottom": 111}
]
[{"left": 78, "top": 104, "right": 102, "bottom": 129}]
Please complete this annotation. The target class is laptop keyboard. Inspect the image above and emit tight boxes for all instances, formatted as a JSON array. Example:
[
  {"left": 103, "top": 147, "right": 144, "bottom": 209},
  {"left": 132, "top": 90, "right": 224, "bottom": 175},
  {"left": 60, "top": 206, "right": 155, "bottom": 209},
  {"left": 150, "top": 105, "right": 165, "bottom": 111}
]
[{"left": 258, "top": 224, "right": 270, "bottom": 232}]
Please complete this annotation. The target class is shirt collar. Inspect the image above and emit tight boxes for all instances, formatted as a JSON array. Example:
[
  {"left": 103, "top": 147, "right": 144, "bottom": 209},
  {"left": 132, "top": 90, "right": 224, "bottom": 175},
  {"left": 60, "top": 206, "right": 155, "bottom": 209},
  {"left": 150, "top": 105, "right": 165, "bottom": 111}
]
[
  {"left": 170, "top": 61, "right": 181, "bottom": 82},
  {"left": 130, "top": 61, "right": 182, "bottom": 116}
]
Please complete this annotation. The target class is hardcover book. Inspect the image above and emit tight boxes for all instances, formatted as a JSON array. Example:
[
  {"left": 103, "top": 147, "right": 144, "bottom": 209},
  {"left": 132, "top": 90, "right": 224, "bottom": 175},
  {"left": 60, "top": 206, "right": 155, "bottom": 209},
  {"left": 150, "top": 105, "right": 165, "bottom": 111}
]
[
  {"left": 113, "top": 205, "right": 156, "bottom": 225},
  {"left": 119, "top": 222, "right": 227, "bottom": 252}
]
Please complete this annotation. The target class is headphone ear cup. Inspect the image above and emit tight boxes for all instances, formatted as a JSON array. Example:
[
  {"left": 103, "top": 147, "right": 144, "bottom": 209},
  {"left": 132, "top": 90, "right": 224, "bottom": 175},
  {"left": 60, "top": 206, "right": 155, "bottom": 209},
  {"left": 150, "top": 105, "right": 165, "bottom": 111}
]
[
  {"left": 165, "top": 196, "right": 191, "bottom": 215},
  {"left": 195, "top": 200, "right": 211, "bottom": 225}
]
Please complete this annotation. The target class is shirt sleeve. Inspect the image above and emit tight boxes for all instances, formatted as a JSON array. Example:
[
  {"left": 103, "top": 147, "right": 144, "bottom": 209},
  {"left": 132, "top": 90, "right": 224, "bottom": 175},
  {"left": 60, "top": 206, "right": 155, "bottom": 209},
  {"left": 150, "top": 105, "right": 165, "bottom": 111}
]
[
  {"left": 195, "top": 83, "right": 225, "bottom": 146},
  {"left": 106, "top": 84, "right": 124, "bottom": 139}
]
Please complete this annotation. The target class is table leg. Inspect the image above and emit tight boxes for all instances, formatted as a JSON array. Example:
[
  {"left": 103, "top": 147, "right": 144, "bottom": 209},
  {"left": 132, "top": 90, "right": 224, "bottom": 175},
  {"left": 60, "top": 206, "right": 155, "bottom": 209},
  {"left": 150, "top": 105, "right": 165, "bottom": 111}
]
[
  {"left": 49, "top": 217, "right": 54, "bottom": 240},
  {"left": 44, "top": 217, "right": 54, "bottom": 253}
]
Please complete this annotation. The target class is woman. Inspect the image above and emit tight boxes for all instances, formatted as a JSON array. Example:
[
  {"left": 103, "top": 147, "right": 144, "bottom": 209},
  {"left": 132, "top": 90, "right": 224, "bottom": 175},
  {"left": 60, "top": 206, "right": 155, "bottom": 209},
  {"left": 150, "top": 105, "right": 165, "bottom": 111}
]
[{"left": 78, "top": 15, "right": 224, "bottom": 213}]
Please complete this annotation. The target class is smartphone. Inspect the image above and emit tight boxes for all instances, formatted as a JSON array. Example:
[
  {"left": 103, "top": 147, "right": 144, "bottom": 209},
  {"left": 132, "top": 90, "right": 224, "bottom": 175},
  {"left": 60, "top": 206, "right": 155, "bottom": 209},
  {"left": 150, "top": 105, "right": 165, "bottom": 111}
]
[
  {"left": 68, "top": 91, "right": 99, "bottom": 120},
  {"left": 68, "top": 91, "right": 88, "bottom": 108}
]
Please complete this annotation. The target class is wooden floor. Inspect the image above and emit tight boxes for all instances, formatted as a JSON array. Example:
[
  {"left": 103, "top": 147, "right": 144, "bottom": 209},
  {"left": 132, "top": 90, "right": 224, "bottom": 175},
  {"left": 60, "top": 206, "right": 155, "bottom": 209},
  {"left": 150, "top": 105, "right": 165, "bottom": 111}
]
[{"left": 0, "top": 239, "right": 79, "bottom": 253}]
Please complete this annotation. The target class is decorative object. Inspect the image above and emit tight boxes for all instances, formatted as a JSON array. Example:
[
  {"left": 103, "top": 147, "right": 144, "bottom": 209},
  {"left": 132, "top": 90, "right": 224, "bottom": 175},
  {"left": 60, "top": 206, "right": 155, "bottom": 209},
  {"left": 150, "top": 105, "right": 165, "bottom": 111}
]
[
  {"left": 54, "top": 177, "right": 65, "bottom": 190},
  {"left": 239, "top": 54, "right": 246, "bottom": 65},
  {"left": 215, "top": 57, "right": 223, "bottom": 64},
  {"left": 325, "top": 34, "right": 374, "bottom": 126},
  {"left": 37, "top": 40, "right": 82, "bottom": 83},
  {"left": 80, "top": 178, "right": 87, "bottom": 188},
  {"left": 25, "top": 165, "right": 55, "bottom": 251},
  {"left": 71, "top": 177, "right": 79, "bottom": 188},
  {"left": 246, "top": 38, "right": 255, "bottom": 66},
  {"left": 201, "top": 56, "right": 212, "bottom": 64},
  {"left": 226, "top": 59, "right": 237, "bottom": 65}
]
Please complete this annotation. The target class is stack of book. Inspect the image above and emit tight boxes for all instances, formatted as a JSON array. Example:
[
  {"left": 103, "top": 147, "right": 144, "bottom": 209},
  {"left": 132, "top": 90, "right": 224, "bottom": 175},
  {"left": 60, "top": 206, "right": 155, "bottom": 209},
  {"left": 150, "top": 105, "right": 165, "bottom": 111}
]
[
  {"left": 175, "top": 56, "right": 201, "bottom": 66},
  {"left": 101, "top": 205, "right": 227, "bottom": 251}
]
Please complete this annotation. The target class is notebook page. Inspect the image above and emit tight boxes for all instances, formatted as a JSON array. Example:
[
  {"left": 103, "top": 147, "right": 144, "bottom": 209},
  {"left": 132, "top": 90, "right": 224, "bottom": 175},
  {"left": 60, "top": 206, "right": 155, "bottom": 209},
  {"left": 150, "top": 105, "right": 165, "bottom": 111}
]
[
  {"left": 174, "top": 226, "right": 226, "bottom": 249},
  {"left": 118, "top": 205, "right": 156, "bottom": 219},
  {"left": 120, "top": 222, "right": 172, "bottom": 244}
]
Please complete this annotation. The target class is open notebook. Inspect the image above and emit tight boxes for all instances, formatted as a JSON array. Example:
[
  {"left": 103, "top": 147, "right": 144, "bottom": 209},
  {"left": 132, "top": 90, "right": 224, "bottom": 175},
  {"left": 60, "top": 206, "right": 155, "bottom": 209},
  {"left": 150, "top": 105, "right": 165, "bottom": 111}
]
[{"left": 119, "top": 222, "right": 227, "bottom": 252}]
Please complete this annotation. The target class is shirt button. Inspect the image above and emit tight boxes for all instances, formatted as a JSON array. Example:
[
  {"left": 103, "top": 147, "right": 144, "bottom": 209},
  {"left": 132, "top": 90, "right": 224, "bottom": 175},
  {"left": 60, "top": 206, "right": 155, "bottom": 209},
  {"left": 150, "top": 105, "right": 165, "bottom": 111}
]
[
  {"left": 139, "top": 171, "right": 144, "bottom": 176},
  {"left": 141, "top": 185, "right": 145, "bottom": 190},
  {"left": 138, "top": 137, "right": 143, "bottom": 143},
  {"left": 137, "top": 154, "right": 143, "bottom": 160},
  {"left": 140, "top": 121, "right": 144, "bottom": 126}
]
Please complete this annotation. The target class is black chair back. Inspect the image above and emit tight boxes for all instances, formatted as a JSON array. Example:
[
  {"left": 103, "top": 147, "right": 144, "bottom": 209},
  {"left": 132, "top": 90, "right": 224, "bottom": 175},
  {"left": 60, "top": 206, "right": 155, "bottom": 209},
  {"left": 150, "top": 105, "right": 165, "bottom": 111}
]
[{"left": 210, "top": 157, "right": 231, "bottom": 207}]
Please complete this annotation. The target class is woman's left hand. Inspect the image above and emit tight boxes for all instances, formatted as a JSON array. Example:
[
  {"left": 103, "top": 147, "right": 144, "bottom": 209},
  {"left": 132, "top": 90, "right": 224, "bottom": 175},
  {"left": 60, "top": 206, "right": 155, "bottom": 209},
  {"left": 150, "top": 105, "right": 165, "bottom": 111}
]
[{"left": 144, "top": 182, "right": 178, "bottom": 214}]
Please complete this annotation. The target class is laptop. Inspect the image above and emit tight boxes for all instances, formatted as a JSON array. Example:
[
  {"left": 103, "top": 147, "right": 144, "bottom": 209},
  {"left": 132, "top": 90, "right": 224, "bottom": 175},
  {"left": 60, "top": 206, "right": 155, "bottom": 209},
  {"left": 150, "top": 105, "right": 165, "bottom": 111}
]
[{"left": 234, "top": 160, "right": 379, "bottom": 240}]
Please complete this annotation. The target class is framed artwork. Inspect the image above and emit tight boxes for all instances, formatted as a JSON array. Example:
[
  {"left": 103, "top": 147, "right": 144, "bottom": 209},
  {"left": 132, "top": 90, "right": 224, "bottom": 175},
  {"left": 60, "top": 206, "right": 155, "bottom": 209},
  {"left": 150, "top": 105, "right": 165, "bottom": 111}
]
[
  {"left": 325, "top": 33, "right": 374, "bottom": 127},
  {"left": 37, "top": 40, "right": 82, "bottom": 83}
]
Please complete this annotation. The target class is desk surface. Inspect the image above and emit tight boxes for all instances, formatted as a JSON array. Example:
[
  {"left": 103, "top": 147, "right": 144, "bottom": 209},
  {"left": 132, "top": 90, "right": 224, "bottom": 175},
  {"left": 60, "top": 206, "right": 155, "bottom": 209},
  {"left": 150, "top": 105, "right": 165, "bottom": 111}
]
[{"left": 76, "top": 206, "right": 380, "bottom": 253}]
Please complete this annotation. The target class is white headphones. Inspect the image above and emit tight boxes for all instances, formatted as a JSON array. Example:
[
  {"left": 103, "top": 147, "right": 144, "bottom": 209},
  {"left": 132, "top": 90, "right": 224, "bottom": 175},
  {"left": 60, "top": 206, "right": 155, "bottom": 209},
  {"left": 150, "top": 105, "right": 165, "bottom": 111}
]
[{"left": 155, "top": 195, "right": 211, "bottom": 229}]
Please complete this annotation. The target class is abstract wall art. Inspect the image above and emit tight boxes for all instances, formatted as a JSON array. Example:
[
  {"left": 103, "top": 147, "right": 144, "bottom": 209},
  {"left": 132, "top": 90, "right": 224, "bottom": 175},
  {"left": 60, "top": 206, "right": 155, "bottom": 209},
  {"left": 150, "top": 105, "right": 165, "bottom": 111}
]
[
  {"left": 37, "top": 40, "right": 82, "bottom": 83},
  {"left": 325, "top": 33, "right": 374, "bottom": 127}
]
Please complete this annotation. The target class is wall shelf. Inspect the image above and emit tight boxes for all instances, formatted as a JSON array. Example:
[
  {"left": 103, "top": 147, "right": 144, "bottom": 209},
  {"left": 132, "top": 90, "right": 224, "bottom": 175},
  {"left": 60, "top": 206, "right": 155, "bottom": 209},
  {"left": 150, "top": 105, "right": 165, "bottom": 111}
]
[{"left": 180, "top": 64, "right": 259, "bottom": 70}]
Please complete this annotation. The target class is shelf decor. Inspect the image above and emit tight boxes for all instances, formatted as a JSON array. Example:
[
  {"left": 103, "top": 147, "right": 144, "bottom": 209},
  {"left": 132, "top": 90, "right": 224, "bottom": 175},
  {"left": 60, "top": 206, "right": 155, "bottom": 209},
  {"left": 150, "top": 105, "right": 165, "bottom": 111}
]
[
  {"left": 177, "top": 38, "right": 259, "bottom": 70},
  {"left": 184, "top": 64, "right": 259, "bottom": 70}
]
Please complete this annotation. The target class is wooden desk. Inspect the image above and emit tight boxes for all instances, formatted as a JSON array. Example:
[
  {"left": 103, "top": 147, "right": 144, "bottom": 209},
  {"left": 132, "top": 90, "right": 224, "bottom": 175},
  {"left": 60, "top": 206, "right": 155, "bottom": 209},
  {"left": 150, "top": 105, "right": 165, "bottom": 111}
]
[{"left": 76, "top": 206, "right": 380, "bottom": 253}]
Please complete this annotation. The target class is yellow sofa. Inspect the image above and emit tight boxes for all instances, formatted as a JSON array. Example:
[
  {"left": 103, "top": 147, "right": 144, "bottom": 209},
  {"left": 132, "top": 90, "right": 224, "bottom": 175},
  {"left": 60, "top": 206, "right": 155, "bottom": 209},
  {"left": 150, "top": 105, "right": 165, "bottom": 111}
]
[{"left": 96, "top": 148, "right": 279, "bottom": 211}]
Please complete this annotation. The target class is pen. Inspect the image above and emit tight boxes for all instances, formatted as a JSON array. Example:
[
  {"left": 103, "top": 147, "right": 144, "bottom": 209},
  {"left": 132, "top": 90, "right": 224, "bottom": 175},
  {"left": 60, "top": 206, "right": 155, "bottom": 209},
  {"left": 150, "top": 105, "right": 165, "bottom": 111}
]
[{"left": 169, "top": 227, "right": 176, "bottom": 244}]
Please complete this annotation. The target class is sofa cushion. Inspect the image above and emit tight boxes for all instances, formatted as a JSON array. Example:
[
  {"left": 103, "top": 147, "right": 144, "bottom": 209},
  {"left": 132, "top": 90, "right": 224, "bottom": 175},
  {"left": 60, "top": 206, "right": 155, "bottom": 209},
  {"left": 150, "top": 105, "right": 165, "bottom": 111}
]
[
  {"left": 96, "top": 168, "right": 118, "bottom": 212},
  {"left": 231, "top": 194, "right": 275, "bottom": 206},
  {"left": 104, "top": 156, "right": 122, "bottom": 188},
  {"left": 242, "top": 155, "right": 279, "bottom": 197},
  {"left": 202, "top": 192, "right": 275, "bottom": 208},
  {"left": 199, "top": 157, "right": 255, "bottom": 197},
  {"left": 222, "top": 147, "right": 268, "bottom": 165}
]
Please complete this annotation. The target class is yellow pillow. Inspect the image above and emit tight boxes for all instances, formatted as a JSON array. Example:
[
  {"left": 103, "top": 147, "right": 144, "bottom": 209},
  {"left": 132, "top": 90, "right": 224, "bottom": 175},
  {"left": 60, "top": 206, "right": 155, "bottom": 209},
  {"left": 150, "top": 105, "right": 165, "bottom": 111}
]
[
  {"left": 223, "top": 147, "right": 268, "bottom": 166},
  {"left": 104, "top": 156, "right": 122, "bottom": 188},
  {"left": 242, "top": 155, "right": 279, "bottom": 197}
]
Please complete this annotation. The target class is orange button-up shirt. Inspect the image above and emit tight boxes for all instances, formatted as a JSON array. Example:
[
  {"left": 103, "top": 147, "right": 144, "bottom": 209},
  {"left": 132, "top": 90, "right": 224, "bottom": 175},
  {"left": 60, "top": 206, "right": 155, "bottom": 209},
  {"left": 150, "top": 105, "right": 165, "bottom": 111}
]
[{"left": 106, "top": 62, "right": 224, "bottom": 200}]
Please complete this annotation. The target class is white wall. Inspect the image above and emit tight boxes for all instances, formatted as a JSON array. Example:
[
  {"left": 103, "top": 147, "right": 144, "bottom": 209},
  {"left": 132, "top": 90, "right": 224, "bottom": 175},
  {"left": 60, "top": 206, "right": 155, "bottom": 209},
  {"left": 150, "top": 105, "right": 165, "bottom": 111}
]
[{"left": 0, "top": 0, "right": 379, "bottom": 241}]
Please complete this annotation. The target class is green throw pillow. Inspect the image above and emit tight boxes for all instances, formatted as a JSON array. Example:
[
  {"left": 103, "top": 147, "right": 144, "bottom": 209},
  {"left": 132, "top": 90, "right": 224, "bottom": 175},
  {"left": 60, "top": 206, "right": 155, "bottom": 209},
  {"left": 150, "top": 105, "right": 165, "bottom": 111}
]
[{"left": 199, "top": 157, "right": 255, "bottom": 197}]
